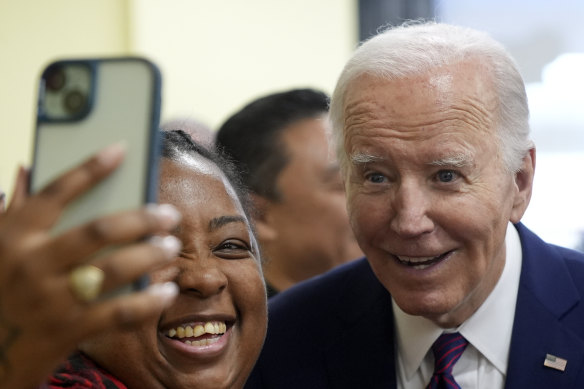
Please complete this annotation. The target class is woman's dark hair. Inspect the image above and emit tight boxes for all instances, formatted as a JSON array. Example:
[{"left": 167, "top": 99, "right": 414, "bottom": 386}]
[{"left": 160, "top": 130, "right": 252, "bottom": 219}]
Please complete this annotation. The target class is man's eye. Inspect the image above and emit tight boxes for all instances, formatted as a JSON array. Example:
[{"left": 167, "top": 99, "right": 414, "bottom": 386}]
[
  {"left": 366, "top": 173, "right": 386, "bottom": 183},
  {"left": 436, "top": 170, "right": 457, "bottom": 183}
]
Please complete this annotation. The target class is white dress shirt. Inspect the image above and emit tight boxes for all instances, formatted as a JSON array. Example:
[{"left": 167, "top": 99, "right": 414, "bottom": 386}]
[{"left": 394, "top": 222, "right": 522, "bottom": 389}]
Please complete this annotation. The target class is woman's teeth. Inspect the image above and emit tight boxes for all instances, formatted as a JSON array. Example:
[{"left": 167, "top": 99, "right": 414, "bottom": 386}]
[{"left": 166, "top": 321, "right": 227, "bottom": 346}]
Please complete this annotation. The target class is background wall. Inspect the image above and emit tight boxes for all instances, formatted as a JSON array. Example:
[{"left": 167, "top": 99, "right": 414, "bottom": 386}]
[
  {"left": 0, "top": 0, "right": 357, "bottom": 199},
  {"left": 130, "top": 0, "right": 357, "bottom": 130},
  {"left": 0, "top": 0, "right": 131, "bottom": 199}
]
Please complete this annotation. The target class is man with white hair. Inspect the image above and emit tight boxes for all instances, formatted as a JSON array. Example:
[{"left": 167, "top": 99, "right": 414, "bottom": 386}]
[{"left": 245, "top": 22, "right": 584, "bottom": 388}]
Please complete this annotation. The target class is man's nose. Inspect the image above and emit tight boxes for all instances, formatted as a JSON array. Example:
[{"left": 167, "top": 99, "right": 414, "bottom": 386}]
[{"left": 389, "top": 181, "right": 434, "bottom": 238}]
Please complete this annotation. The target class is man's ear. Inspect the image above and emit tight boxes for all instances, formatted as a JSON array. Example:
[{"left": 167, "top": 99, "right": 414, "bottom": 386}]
[
  {"left": 250, "top": 193, "right": 278, "bottom": 241},
  {"left": 510, "top": 147, "right": 536, "bottom": 223}
]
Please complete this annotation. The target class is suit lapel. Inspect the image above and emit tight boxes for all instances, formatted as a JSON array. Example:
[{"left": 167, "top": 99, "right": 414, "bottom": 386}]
[
  {"left": 324, "top": 259, "right": 398, "bottom": 388},
  {"left": 505, "top": 224, "right": 584, "bottom": 388}
]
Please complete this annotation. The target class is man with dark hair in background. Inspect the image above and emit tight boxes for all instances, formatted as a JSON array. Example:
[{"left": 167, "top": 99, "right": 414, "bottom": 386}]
[{"left": 215, "top": 88, "right": 362, "bottom": 297}]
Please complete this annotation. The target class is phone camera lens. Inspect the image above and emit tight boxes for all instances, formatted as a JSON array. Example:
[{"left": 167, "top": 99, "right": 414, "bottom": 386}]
[
  {"left": 45, "top": 66, "right": 66, "bottom": 91},
  {"left": 63, "top": 90, "right": 86, "bottom": 115}
]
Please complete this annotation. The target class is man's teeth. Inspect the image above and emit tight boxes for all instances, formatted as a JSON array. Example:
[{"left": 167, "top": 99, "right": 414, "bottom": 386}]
[
  {"left": 396, "top": 255, "right": 437, "bottom": 263},
  {"left": 167, "top": 321, "right": 227, "bottom": 339},
  {"left": 396, "top": 255, "right": 443, "bottom": 269}
]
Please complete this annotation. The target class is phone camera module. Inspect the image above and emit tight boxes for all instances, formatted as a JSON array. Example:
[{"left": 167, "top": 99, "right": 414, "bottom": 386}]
[
  {"left": 63, "top": 90, "right": 87, "bottom": 115},
  {"left": 45, "top": 66, "right": 66, "bottom": 91},
  {"left": 40, "top": 62, "right": 92, "bottom": 121}
]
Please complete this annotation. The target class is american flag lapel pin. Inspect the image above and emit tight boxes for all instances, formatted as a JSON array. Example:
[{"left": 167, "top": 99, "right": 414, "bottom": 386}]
[{"left": 544, "top": 353, "right": 567, "bottom": 372}]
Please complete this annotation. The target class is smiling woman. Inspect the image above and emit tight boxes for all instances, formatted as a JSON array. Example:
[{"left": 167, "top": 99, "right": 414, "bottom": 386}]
[{"left": 43, "top": 130, "right": 268, "bottom": 389}]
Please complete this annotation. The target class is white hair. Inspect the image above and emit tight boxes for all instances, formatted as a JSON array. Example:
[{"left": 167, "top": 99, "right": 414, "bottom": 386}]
[{"left": 329, "top": 21, "right": 533, "bottom": 174}]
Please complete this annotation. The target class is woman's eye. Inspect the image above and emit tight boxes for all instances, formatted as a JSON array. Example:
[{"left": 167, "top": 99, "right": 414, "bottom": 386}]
[
  {"left": 214, "top": 240, "right": 251, "bottom": 259},
  {"left": 219, "top": 241, "right": 247, "bottom": 250},
  {"left": 436, "top": 170, "right": 457, "bottom": 183}
]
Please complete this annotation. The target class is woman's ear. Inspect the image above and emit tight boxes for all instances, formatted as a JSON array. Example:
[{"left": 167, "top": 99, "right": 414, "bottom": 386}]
[
  {"left": 250, "top": 193, "right": 278, "bottom": 241},
  {"left": 510, "top": 147, "right": 536, "bottom": 223}
]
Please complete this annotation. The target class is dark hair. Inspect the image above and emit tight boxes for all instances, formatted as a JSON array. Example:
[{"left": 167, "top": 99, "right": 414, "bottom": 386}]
[
  {"left": 160, "top": 130, "right": 251, "bottom": 218},
  {"left": 215, "top": 88, "right": 329, "bottom": 201}
]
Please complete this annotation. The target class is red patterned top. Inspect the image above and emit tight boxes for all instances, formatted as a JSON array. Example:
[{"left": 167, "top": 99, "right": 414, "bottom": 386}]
[{"left": 41, "top": 352, "right": 127, "bottom": 389}]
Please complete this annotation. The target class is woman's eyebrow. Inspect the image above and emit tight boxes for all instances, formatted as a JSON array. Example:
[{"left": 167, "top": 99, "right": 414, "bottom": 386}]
[{"left": 208, "top": 215, "right": 247, "bottom": 232}]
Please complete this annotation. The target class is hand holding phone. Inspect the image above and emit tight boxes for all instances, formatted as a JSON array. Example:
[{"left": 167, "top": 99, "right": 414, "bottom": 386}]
[
  {"left": 0, "top": 146, "right": 181, "bottom": 388},
  {"left": 30, "top": 57, "right": 164, "bottom": 295}
]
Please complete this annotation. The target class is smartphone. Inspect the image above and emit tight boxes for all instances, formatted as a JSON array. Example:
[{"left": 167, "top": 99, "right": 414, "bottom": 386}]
[{"left": 30, "top": 57, "right": 162, "bottom": 292}]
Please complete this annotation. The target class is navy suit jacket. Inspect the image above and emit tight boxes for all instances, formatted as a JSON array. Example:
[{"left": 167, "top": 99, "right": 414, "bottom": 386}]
[{"left": 246, "top": 224, "right": 584, "bottom": 388}]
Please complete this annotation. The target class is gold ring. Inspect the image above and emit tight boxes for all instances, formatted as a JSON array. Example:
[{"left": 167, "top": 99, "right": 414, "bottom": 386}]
[{"left": 69, "top": 264, "right": 105, "bottom": 302}]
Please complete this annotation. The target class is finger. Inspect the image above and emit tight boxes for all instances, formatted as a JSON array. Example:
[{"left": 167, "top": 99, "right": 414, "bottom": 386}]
[
  {"left": 48, "top": 204, "right": 181, "bottom": 270},
  {"left": 5, "top": 166, "right": 29, "bottom": 211},
  {"left": 94, "top": 235, "right": 181, "bottom": 293},
  {"left": 77, "top": 282, "right": 179, "bottom": 337},
  {"left": 22, "top": 143, "right": 125, "bottom": 229}
]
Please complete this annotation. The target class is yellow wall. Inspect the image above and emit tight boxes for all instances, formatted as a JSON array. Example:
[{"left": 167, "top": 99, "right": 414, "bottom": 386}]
[
  {"left": 0, "top": 0, "right": 130, "bottom": 199},
  {"left": 0, "top": 0, "right": 357, "bottom": 200},
  {"left": 130, "top": 0, "right": 357, "bottom": 128}
]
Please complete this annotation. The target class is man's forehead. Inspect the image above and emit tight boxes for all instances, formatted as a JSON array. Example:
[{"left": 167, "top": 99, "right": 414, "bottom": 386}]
[
  {"left": 343, "top": 70, "right": 497, "bottom": 142},
  {"left": 344, "top": 59, "right": 495, "bottom": 105}
]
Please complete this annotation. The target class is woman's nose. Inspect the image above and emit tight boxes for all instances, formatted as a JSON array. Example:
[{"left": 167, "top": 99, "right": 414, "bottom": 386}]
[{"left": 174, "top": 256, "right": 228, "bottom": 297}]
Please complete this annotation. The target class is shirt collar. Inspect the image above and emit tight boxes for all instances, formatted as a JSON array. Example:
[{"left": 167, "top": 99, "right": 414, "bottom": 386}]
[{"left": 393, "top": 222, "right": 522, "bottom": 379}]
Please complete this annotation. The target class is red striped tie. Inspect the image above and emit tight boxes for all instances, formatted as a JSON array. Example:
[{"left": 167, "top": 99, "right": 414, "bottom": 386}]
[{"left": 426, "top": 332, "right": 469, "bottom": 389}]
